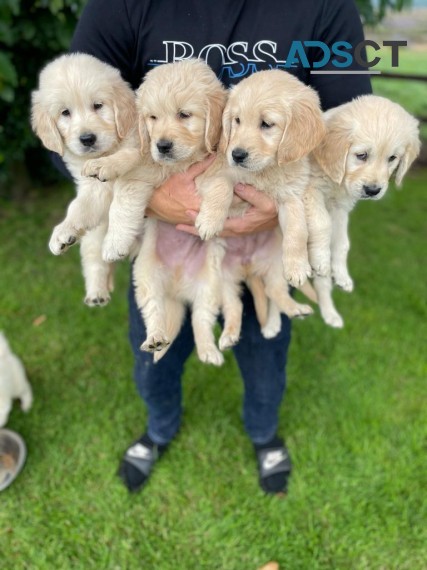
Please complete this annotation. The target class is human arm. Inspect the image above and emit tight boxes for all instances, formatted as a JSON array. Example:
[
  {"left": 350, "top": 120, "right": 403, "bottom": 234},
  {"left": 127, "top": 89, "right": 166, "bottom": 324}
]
[{"left": 176, "top": 183, "right": 278, "bottom": 237}]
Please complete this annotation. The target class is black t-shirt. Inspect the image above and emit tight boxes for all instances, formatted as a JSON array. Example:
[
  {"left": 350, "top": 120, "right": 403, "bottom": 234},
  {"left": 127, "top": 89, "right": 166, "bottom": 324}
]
[
  {"left": 52, "top": 0, "right": 371, "bottom": 178},
  {"left": 70, "top": 0, "right": 372, "bottom": 109}
]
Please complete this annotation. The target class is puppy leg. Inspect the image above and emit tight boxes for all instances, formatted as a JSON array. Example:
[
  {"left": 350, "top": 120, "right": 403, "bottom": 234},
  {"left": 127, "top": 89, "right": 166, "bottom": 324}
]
[
  {"left": 313, "top": 275, "right": 344, "bottom": 328},
  {"left": 330, "top": 207, "right": 353, "bottom": 292},
  {"left": 49, "top": 178, "right": 112, "bottom": 255},
  {"left": 195, "top": 176, "right": 234, "bottom": 240},
  {"left": 139, "top": 297, "right": 170, "bottom": 353},
  {"left": 133, "top": 240, "right": 171, "bottom": 353},
  {"left": 80, "top": 224, "right": 114, "bottom": 306},
  {"left": 102, "top": 179, "right": 152, "bottom": 262},
  {"left": 277, "top": 197, "right": 311, "bottom": 287},
  {"left": 19, "top": 382, "right": 33, "bottom": 413},
  {"left": 264, "top": 266, "right": 313, "bottom": 319},
  {"left": 261, "top": 301, "right": 282, "bottom": 339},
  {"left": 192, "top": 297, "right": 223, "bottom": 366},
  {"left": 192, "top": 242, "right": 225, "bottom": 365},
  {"left": 153, "top": 299, "right": 186, "bottom": 363},
  {"left": 82, "top": 148, "right": 141, "bottom": 182},
  {"left": 304, "top": 186, "right": 332, "bottom": 277},
  {"left": 0, "top": 398, "right": 12, "bottom": 428},
  {"left": 219, "top": 279, "right": 243, "bottom": 351}
]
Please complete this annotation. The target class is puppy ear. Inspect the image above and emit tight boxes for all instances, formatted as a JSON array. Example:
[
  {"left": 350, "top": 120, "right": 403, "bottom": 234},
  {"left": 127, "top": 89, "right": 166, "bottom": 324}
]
[
  {"left": 394, "top": 125, "right": 421, "bottom": 187},
  {"left": 112, "top": 81, "right": 137, "bottom": 139},
  {"left": 312, "top": 111, "right": 352, "bottom": 184},
  {"left": 205, "top": 87, "right": 227, "bottom": 153},
  {"left": 138, "top": 115, "right": 150, "bottom": 152},
  {"left": 31, "top": 93, "right": 64, "bottom": 155},
  {"left": 219, "top": 104, "right": 232, "bottom": 154},
  {"left": 278, "top": 88, "right": 325, "bottom": 165}
]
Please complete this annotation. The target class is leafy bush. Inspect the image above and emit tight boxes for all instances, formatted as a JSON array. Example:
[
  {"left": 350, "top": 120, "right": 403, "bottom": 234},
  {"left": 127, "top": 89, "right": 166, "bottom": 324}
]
[{"left": 0, "top": 0, "right": 86, "bottom": 194}]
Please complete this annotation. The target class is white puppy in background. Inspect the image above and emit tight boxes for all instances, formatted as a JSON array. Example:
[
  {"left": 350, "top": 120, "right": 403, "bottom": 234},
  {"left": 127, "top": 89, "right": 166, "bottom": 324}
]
[
  {"left": 0, "top": 332, "right": 33, "bottom": 427},
  {"left": 304, "top": 95, "right": 421, "bottom": 327},
  {"left": 31, "top": 53, "right": 139, "bottom": 306}
]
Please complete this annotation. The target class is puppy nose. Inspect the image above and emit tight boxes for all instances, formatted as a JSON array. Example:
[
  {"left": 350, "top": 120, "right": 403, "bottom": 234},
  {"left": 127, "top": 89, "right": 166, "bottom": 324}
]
[
  {"left": 363, "top": 185, "right": 382, "bottom": 197},
  {"left": 157, "top": 139, "right": 173, "bottom": 154},
  {"left": 232, "top": 148, "right": 249, "bottom": 163},
  {"left": 79, "top": 133, "right": 97, "bottom": 147}
]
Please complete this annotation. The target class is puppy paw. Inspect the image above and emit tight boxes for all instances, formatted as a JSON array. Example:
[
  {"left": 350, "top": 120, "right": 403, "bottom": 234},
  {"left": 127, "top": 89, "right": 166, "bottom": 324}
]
[
  {"left": 153, "top": 345, "right": 171, "bottom": 363},
  {"left": 20, "top": 392, "right": 33, "bottom": 412},
  {"left": 49, "top": 224, "right": 79, "bottom": 255},
  {"left": 322, "top": 309, "right": 344, "bottom": 329},
  {"left": 84, "top": 291, "right": 111, "bottom": 307},
  {"left": 261, "top": 320, "right": 282, "bottom": 339},
  {"left": 333, "top": 272, "right": 354, "bottom": 292},
  {"left": 288, "top": 303, "right": 314, "bottom": 319},
  {"left": 197, "top": 345, "right": 224, "bottom": 366},
  {"left": 219, "top": 331, "right": 239, "bottom": 351},
  {"left": 102, "top": 235, "right": 131, "bottom": 262},
  {"left": 283, "top": 258, "right": 312, "bottom": 288},
  {"left": 141, "top": 334, "right": 170, "bottom": 353},
  {"left": 195, "top": 213, "right": 223, "bottom": 241},
  {"left": 82, "top": 158, "right": 118, "bottom": 182},
  {"left": 309, "top": 255, "right": 331, "bottom": 277}
]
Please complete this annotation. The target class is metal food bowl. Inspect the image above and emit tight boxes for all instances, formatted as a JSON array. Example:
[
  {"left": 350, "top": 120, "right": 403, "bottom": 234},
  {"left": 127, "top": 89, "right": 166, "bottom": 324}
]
[{"left": 0, "top": 429, "right": 27, "bottom": 491}]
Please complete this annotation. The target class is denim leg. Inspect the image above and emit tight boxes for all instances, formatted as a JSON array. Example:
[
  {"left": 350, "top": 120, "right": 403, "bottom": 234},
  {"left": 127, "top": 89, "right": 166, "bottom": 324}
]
[
  {"left": 128, "top": 274, "right": 195, "bottom": 445},
  {"left": 232, "top": 287, "right": 292, "bottom": 445}
]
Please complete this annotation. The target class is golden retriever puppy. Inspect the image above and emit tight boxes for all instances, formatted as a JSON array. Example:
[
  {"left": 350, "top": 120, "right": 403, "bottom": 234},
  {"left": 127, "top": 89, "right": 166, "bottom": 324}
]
[
  {"left": 305, "top": 95, "right": 420, "bottom": 327},
  {"left": 96, "top": 59, "right": 226, "bottom": 264},
  {"left": 102, "top": 59, "right": 229, "bottom": 365},
  {"left": 31, "top": 53, "right": 139, "bottom": 305},
  {"left": 194, "top": 69, "right": 325, "bottom": 288}
]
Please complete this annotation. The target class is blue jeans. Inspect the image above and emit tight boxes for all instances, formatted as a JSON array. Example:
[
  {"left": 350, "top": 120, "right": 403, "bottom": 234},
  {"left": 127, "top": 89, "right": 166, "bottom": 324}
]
[{"left": 128, "top": 277, "right": 292, "bottom": 445}]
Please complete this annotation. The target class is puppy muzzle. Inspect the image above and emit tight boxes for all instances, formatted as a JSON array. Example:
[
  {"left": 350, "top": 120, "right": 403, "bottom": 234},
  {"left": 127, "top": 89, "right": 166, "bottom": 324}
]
[
  {"left": 231, "top": 147, "right": 249, "bottom": 165},
  {"left": 363, "top": 184, "right": 382, "bottom": 198}
]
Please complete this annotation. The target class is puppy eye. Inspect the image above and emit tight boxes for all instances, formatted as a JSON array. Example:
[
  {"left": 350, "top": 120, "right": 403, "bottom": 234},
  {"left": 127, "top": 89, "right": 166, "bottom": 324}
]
[
  {"left": 388, "top": 155, "right": 397, "bottom": 163},
  {"left": 235, "top": 117, "right": 240, "bottom": 125},
  {"left": 356, "top": 152, "right": 368, "bottom": 161},
  {"left": 93, "top": 103, "right": 103, "bottom": 111},
  {"left": 261, "top": 121, "right": 273, "bottom": 129},
  {"left": 61, "top": 109, "right": 70, "bottom": 117},
  {"left": 178, "top": 111, "right": 191, "bottom": 119},
  {"left": 150, "top": 115, "right": 157, "bottom": 120}
]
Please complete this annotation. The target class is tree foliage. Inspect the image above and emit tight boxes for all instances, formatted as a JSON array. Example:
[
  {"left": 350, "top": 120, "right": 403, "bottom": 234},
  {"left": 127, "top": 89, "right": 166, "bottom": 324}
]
[
  {"left": 356, "top": 0, "right": 412, "bottom": 24},
  {"left": 0, "top": 0, "right": 85, "bottom": 191}
]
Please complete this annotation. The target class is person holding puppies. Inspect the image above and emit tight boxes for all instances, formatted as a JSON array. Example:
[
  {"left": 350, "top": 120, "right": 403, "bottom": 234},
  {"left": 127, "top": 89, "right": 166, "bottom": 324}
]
[{"left": 55, "top": 0, "right": 372, "bottom": 495}]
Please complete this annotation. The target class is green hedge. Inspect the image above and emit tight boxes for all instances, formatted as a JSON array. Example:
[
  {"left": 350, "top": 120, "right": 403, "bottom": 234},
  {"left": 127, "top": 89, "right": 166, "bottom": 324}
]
[
  {"left": 0, "top": 0, "right": 411, "bottom": 195},
  {"left": 0, "top": 0, "right": 86, "bottom": 193}
]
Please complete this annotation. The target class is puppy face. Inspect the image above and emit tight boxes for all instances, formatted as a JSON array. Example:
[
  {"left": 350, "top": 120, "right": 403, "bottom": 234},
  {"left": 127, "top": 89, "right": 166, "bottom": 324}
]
[
  {"left": 31, "top": 54, "right": 136, "bottom": 158},
  {"left": 221, "top": 70, "right": 325, "bottom": 172},
  {"left": 136, "top": 59, "right": 226, "bottom": 164},
  {"left": 313, "top": 95, "right": 421, "bottom": 201}
]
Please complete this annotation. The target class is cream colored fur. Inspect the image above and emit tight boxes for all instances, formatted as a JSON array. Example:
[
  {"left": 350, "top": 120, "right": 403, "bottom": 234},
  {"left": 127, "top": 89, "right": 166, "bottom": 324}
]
[
  {"left": 96, "top": 59, "right": 227, "bottom": 263},
  {"left": 305, "top": 95, "right": 421, "bottom": 327},
  {"left": 0, "top": 332, "right": 32, "bottom": 427},
  {"left": 195, "top": 69, "right": 326, "bottom": 288},
  {"left": 31, "top": 53, "right": 138, "bottom": 306},
  {"left": 119, "top": 60, "right": 229, "bottom": 365},
  {"left": 192, "top": 70, "right": 325, "bottom": 336}
]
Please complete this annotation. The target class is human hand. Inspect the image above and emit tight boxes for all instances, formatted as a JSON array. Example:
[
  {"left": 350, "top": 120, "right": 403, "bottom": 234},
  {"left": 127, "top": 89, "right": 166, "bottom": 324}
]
[
  {"left": 145, "top": 154, "right": 216, "bottom": 224},
  {"left": 176, "top": 183, "right": 278, "bottom": 237}
]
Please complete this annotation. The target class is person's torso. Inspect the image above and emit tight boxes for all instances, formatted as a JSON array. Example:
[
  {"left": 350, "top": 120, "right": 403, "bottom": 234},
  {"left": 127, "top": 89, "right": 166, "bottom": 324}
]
[{"left": 128, "top": 0, "right": 323, "bottom": 87}]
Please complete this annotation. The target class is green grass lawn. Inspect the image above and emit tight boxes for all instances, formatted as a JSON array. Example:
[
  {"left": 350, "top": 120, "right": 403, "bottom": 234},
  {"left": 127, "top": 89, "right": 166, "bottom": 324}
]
[{"left": 0, "top": 171, "right": 426, "bottom": 570}]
